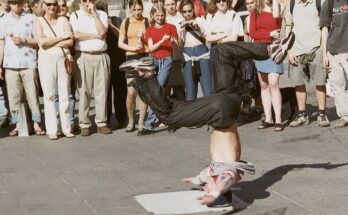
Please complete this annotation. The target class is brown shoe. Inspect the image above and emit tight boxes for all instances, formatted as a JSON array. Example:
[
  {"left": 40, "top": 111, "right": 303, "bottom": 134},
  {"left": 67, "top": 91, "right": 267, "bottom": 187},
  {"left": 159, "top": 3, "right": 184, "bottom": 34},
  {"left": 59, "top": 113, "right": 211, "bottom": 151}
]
[
  {"left": 97, "top": 126, "right": 112, "bottom": 134},
  {"left": 80, "top": 128, "right": 91, "bottom": 136}
]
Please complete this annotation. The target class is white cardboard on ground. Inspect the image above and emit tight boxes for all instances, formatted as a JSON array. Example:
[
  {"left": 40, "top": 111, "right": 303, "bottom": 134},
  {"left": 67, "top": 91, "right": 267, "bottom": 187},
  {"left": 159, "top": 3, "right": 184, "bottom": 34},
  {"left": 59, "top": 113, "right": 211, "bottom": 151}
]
[{"left": 135, "top": 190, "right": 248, "bottom": 215}]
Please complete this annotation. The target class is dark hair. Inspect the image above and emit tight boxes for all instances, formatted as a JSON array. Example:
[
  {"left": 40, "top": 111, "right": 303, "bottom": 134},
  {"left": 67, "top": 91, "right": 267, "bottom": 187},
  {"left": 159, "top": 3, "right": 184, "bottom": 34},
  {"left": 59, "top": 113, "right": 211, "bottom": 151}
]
[
  {"left": 96, "top": 0, "right": 108, "bottom": 12},
  {"left": 207, "top": 0, "right": 232, "bottom": 14},
  {"left": 128, "top": 0, "right": 144, "bottom": 9},
  {"left": 179, "top": 0, "right": 196, "bottom": 19}
]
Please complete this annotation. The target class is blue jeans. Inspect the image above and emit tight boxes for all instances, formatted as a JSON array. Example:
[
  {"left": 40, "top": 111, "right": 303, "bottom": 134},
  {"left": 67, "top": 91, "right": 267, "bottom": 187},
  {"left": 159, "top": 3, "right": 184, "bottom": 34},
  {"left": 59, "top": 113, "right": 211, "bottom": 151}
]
[
  {"left": 144, "top": 56, "right": 172, "bottom": 130},
  {"left": 183, "top": 44, "right": 212, "bottom": 101}
]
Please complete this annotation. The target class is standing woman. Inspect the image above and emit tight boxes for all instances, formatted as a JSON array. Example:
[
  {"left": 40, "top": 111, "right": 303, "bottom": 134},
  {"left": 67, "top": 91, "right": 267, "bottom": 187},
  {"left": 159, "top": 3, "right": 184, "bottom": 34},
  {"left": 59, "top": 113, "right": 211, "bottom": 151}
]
[
  {"left": 140, "top": 3, "right": 178, "bottom": 135},
  {"left": 179, "top": 0, "right": 211, "bottom": 101},
  {"left": 35, "top": 0, "right": 74, "bottom": 139},
  {"left": 118, "top": 0, "right": 149, "bottom": 133},
  {"left": 205, "top": 0, "right": 243, "bottom": 45},
  {"left": 249, "top": 0, "right": 284, "bottom": 131}
]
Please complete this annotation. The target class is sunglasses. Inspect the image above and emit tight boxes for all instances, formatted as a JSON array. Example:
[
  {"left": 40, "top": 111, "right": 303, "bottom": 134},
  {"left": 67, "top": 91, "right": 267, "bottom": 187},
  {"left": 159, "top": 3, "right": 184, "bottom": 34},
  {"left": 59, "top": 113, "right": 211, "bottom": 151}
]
[
  {"left": 182, "top": 9, "right": 193, "bottom": 14},
  {"left": 58, "top": 3, "right": 67, "bottom": 7},
  {"left": 82, "top": 0, "right": 95, "bottom": 2},
  {"left": 44, "top": 2, "right": 58, "bottom": 7},
  {"left": 215, "top": 0, "right": 227, "bottom": 3}
]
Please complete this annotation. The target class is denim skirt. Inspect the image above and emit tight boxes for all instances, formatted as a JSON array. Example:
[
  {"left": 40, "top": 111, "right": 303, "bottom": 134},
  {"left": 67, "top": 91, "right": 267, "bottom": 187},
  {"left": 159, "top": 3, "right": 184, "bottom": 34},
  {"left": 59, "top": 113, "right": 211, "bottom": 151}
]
[{"left": 254, "top": 58, "right": 284, "bottom": 74}]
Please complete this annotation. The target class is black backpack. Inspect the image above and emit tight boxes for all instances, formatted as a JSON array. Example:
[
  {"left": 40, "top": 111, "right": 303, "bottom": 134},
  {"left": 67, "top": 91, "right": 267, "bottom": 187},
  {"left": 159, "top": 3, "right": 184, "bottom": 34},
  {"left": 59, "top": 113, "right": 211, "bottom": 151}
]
[
  {"left": 124, "top": 17, "right": 149, "bottom": 41},
  {"left": 290, "top": 0, "right": 321, "bottom": 16}
]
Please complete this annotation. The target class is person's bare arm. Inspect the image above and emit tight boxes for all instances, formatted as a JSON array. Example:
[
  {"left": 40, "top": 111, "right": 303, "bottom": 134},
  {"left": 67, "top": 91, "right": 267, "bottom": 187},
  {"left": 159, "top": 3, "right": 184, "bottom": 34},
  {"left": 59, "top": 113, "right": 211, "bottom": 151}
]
[
  {"left": 321, "top": 26, "right": 331, "bottom": 71},
  {"left": 109, "top": 18, "right": 120, "bottom": 38},
  {"left": 88, "top": 4, "right": 107, "bottom": 37},
  {"left": 56, "top": 19, "right": 74, "bottom": 48},
  {"left": 35, "top": 18, "right": 68, "bottom": 49},
  {"left": 206, "top": 32, "right": 227, "bottom": 43},
  {"left": 118, "top": 34, "right": 142, "bottom": 52},
  {"left": 148, "top": 35, "right": 170, "bottom": 52},
  {"left": 221, "top": 34, "right": 238, "bottom": 43},
  {"left": 272, "top": 0, "right": 286, "bottom": 18}
]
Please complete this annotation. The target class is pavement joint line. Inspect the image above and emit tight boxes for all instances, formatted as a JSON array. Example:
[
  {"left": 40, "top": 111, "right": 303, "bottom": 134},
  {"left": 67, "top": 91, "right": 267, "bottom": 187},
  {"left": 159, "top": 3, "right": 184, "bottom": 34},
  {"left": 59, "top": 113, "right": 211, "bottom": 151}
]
[
  {"left": 270, "top": 190, "right": 313, "bottom": 212},
  {"left": 18, "top": 143, "right": 100, "bottom": 215}
]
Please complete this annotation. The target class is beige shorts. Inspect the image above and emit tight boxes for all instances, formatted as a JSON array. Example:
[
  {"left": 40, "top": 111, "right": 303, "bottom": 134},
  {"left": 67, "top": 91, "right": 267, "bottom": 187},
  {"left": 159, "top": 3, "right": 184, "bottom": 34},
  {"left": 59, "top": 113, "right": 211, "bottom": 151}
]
[{"left": 289, "top": 47, "right": 327, "bottom": 86}]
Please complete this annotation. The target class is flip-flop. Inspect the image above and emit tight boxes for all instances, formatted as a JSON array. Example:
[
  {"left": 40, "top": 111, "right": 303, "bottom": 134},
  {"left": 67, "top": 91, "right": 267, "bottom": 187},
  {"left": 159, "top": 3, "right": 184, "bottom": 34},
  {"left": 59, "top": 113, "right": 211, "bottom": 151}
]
[
  {"left": 9, "top": 129, "right": 18, "bottom": 137},
  {"left": 34, "top": 130, "right": 46, "bottom": 136}
]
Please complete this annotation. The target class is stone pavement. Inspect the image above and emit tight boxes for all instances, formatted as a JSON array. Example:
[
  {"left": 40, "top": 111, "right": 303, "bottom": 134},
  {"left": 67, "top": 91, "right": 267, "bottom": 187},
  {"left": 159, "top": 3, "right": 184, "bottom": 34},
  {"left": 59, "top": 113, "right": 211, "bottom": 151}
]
[{"left": 0, "top": 75, "right": 348, "bottom": 215}]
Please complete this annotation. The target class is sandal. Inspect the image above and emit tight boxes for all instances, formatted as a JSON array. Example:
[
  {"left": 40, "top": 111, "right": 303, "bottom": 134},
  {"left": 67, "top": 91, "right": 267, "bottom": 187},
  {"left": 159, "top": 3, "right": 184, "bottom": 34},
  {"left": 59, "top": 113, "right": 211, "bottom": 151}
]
[
  {"left": 9, "top": 129, "right": 19, "bottom": 137},
  {"left": 125, "top": 123, "right": 135, "bottom": 133},
  {"left": 274, "top": 123, "right": 283, "bottom": 132},
  {"left": 34, "top": 129, "right": 46, "bottom": 136},
  {"left": 258, "top": 121, "right": 273, "bottom": 129},
  {"left": 138, "top": 123, "right": 144, "bottom": 131}
]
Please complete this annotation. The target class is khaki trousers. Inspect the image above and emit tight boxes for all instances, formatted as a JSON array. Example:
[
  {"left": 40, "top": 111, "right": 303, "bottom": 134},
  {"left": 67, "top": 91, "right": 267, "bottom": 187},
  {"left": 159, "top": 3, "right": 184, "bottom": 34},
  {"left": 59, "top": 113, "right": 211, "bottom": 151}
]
[
  {"left": 38, "top": 54, "right": 71, "bottom": 135},
  {"left": 74, "top": 52, "right": 110, "bottom": 128},
  {"left": 5, "top": 68, "right": 41, "bottom": 124},
  {"left": 327, "top": 53, "right": 348, "bottom": 120}
]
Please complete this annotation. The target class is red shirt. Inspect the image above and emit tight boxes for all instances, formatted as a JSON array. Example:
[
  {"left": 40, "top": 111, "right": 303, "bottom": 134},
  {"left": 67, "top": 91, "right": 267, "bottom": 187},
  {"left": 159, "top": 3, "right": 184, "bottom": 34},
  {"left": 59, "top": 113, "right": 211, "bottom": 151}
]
[
  {"left": 249, "top": 11, "right": 282, "bottom": 43},
  {"left": 145, "top": 23, "right": 178, "bottom": 59},
  {"left": 193, "top": 0, "right": 206, "bottom": 17}
]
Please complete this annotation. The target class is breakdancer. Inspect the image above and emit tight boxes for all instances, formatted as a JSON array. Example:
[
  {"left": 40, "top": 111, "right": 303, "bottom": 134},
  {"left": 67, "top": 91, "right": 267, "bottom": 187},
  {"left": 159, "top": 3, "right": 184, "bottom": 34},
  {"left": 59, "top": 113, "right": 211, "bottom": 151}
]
[{"left": 119, "top": 33, "right": 295, "bottom": 206}]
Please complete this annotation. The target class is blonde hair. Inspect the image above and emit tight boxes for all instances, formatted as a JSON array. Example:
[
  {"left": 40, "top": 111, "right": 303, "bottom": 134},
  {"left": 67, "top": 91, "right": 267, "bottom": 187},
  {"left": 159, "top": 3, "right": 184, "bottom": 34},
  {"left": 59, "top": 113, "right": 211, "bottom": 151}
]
[
  {"left": 149, "top": 3, "right": 166, "bottom": 25},
  {"left": 256, "top": 0, "right": 272, "bottom": 14},
  {"left": 35, "top": 0, "right": 46, "bottom": 17}
]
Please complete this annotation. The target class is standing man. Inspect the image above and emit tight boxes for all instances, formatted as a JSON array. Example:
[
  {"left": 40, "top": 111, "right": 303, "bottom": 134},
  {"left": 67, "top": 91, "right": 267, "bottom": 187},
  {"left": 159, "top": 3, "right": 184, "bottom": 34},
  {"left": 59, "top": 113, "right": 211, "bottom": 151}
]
[
  {"left": 164, "top": 0, "right": 185, "bottom": 98},
  {"left": 70, "top": 0, "right": 112, "bottom": 136},
  {"left": 285, "top": 0, "right": 330, "bottom": 127},
  {"left": 0, "top": 0, "right": 10, "bottom": 128},
  {"left": 320, "top": 0, "right": 348, "bottom": 128},
  {"left": 0, "top": 0, "right": 45, "bottom": 136}
]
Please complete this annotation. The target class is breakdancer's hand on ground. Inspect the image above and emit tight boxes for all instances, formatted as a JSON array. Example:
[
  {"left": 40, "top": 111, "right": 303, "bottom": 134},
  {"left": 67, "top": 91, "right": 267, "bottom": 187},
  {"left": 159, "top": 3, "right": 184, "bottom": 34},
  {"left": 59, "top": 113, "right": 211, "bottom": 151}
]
[{"left": 197, "top": 177, "right": 231, "bottom": 205}]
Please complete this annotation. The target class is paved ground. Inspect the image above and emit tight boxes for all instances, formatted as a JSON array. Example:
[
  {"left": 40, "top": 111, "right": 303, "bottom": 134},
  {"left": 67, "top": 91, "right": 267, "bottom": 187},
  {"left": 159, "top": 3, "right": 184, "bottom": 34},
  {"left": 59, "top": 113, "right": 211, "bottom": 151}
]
[{"left": 0, "top": 74, "right": 347, "bottom": 215}]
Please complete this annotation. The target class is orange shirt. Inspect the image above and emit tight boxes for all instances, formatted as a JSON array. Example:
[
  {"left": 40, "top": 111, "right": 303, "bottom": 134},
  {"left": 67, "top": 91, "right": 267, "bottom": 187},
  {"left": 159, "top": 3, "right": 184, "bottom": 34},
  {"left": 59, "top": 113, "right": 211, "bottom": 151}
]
[{"left": 119, "top": 17, "right": 149, "bottom": 56}]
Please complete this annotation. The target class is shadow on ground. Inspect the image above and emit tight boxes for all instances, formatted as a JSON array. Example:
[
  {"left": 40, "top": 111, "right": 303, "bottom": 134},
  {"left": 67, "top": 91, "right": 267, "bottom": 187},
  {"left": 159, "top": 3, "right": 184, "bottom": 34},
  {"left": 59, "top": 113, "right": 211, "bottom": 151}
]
[{"left": 223, "top": 162, "right": 348, "bottom": 214}]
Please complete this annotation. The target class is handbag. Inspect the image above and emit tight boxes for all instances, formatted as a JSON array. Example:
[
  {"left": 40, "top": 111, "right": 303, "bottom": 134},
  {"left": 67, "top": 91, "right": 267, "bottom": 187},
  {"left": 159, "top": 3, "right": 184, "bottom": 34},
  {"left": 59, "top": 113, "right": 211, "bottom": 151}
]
[{"left": 42, "top": 17, "right": 74, "bottom": 75}]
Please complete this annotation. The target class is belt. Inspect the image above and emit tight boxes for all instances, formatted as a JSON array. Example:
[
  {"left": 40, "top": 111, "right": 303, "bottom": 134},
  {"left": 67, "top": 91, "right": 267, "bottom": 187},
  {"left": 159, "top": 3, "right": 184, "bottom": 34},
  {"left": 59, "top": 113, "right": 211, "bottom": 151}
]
[{"left": 78, "top": 50, "right": 107, "bottom": 55}]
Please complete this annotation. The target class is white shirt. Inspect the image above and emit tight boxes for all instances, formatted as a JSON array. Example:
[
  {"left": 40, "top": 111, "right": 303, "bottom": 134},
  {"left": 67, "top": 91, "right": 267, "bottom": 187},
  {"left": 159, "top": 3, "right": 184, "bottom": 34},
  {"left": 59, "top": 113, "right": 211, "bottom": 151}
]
[
  {"left": 70, "top": 9, "right": 108, "bottom": 51},
  {"left": 166, "top": 12, "right": 183, "bottom": 34},
  {"left": 166, "top": 12, "right": 183, "bottom": 60},
  {"left": 205, "top": 10, "right": 244, "bottom": 37}
]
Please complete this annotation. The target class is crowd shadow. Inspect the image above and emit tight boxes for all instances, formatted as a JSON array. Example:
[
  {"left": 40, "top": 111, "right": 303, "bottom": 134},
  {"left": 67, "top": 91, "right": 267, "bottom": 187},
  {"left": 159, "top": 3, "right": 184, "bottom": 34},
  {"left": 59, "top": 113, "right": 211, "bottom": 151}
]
[{"left": 222, "top": 162, "right": 348, "bottom": 214}]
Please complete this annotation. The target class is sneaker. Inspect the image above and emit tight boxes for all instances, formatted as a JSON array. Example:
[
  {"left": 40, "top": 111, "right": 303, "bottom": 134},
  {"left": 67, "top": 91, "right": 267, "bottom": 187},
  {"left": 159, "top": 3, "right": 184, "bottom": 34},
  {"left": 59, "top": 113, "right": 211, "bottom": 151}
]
[
  {"left": 317, "top": 114, "right": 330, "bottom": 127},
  {"left": 80, "top": 127, "right": 91, "bottom": 136},
  {"left": 64, "top": 132, "right": 75, "bottom": 138},
  {"left": 137, "top": 129, "right": 153, "bottom": 136},
  {"left": 271, "top": 31, "right": 295, "bottom": 64},
  {"left": 48, "top": 134, "right": 58, "bottom": 140},
  {"left": 335, "top": 118, "right": 348, "bottom": 128},
  {"left": 97, "top": 126, "right": 112, "bottom": 134},
  {"left": 289, "top": 113, "right": 309, "bottom": 127},
  {"left": 119, "top": 57, "right": 155, "bottom": 74}
]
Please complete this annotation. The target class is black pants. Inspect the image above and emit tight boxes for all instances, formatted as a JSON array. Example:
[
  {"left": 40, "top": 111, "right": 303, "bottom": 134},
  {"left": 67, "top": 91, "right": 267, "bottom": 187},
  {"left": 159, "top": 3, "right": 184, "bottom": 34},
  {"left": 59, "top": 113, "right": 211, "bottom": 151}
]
[
  {"left": 107, "top": 63, "right": 128, "bottom": 127},
  {"left": 130, "top": 42, "right": 269, "bottom": 129}
]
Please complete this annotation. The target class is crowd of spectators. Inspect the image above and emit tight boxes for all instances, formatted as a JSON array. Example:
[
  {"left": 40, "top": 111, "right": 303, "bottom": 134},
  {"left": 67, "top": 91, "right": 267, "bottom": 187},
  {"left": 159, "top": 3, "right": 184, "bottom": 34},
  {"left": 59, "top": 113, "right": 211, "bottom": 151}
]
[{"left": 0, "top": 0, "right": 347, "bottom": 139}]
